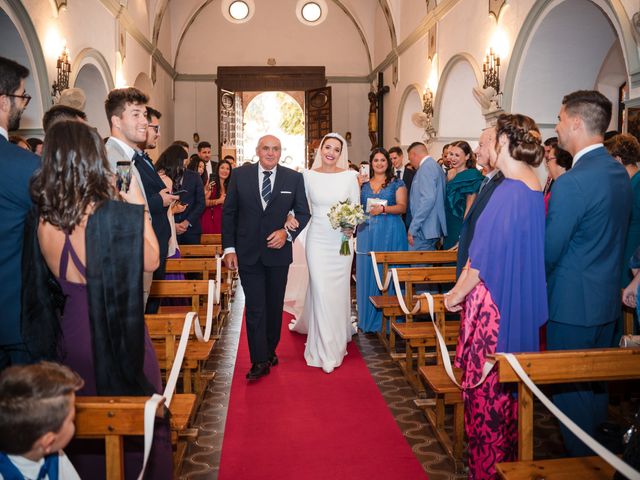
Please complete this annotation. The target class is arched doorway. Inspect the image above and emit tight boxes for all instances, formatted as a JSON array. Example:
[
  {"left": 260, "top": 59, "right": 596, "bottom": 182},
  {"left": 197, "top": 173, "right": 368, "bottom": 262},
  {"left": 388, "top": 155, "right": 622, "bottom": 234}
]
[
  {"left": 74, "top": 63, "right": 110, "bottom": 137},
  {"left": 242, "top": 92, "right": 306, "bottom": 171},
  {"left": 397, "top": 85, "right": 426, "bottom": 146},
  {"left": 506, "top": 0, "right": 629, "bottom": 139}
]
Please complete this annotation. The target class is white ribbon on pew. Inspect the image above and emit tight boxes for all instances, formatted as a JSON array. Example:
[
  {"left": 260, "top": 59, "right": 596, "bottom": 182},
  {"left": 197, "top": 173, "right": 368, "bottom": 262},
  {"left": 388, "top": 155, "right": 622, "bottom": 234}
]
[
  {"left": 501, "top": 353, "right": 640, "bottom": 480},
  {"left": 137, "top": 277, "right": 218, "bottom": 479},
  {"left": 370, "top": 252, "right": 393, "bottom": 293},
  {"left": 390, "top": 268, "right": 494, "bottom": 390}
]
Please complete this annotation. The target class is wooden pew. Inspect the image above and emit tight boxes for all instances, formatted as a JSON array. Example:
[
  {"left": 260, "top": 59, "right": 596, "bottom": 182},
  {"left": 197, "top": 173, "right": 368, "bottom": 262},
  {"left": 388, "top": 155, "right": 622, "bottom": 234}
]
[
  {"left": 369, "top": 264, "right": 457, "bottom": 352},
  {"left": 145, "top": 313, "right": 216, "bottom": 398},
  {"left": 493, "top": 348, "right": 640, "bottom": 479},
  {"left": 151, "top": 279, "right": 228, "bottom": 323},
  {"left": 165, "top": 257, "right": 232, "bottom": 310},
  {"left": 179, "top": 244, "right": 223, "bottom": 258},
  {"left": 74, "top": 393, "right": 197, "bottom": 479},
  {"left": 200, "top": 234, "right": 222, "bottom": 245}
]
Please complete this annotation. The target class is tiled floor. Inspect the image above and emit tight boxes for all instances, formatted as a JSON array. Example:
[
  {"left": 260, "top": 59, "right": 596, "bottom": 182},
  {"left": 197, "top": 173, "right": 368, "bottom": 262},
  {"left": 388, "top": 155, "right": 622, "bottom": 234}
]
[{"left": 178, "top": 288, "right": 573, "bottom": 479}]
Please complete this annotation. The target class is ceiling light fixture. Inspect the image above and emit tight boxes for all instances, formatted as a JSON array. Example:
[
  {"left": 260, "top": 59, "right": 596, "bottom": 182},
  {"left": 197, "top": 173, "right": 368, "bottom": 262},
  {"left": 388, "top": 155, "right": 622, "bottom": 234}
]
[
  {"left": 229, "top": 1, "right": 249, "bottom": 20},
  {"left": 301, "top": 2, "right": 322, "bottom": 22}
]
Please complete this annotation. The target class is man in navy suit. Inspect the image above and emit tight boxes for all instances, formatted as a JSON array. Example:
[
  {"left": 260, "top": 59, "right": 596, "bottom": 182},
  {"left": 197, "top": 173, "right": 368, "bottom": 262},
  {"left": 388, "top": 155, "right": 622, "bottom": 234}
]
[
  {"left": 456, "top": 127, "right": 504, "bottom": 277},
  {"left": 0, "top": 57, "right": 40, "bottom": 369},
  {"left": 389, "top": 146, "right": 415, "bottom": 228},
  {"left": 222, "top": 135, "right": 310, "bottom": 380},
  {"left": 175, "top": 167, "right": 205, "bottom": 245},
  {"left": 406, "top": 142, "right": 447, "bottom": 250},
  {"left": 546, "top": 90, "right": 632, "bottom": 456}
]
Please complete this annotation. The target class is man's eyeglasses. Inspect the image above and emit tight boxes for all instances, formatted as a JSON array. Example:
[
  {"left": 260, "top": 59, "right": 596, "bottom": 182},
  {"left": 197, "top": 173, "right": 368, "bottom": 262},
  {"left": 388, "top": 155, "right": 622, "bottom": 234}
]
[
  {"left": 1, "top": 92, "right": 31, "bottom": 107},
  {"left": 148, "top": 124, "right": 160, "bottom": 134}
]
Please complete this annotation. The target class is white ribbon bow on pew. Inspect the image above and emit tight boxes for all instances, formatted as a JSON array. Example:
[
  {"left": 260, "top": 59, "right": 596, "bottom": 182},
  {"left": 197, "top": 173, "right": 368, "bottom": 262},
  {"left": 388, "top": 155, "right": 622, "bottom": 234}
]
[
  {"left": 369, "top": 252, "right": 393, "bottom": 293},
  {"left": 138, "top": 254, "right": 224, "bottom": 480}
]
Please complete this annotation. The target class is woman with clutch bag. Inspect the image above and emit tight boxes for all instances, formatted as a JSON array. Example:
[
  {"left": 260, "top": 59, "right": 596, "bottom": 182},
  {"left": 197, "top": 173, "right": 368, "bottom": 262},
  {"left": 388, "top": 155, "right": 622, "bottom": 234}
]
[{"left": 355, "top": 147, "right": 408, "bottom": 333}]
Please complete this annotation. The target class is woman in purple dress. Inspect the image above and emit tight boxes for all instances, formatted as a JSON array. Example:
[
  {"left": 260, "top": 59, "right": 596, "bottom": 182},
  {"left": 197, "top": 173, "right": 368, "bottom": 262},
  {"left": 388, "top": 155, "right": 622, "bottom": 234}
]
[
  {"left": 24, "top": 120, "right": 172, "bottom": 480},
  {"left": 445, "top": 114, "right": 548, "bottom": 479}
]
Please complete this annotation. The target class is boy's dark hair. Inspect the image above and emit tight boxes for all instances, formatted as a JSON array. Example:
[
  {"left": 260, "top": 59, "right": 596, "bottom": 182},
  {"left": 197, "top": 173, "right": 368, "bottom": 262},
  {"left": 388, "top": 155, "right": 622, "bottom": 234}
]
[
  {"left": 172, "top": 140, "right": 189, "bottom": 149},
  {"left": 388, "top": 146, "right": 403, "bottom": 156},
  {"left": 146, "top": 106, "right": 162, "bottom": 121},
  {"left": 197, "top": 141, "right": 211, "bottom": 151},
  {"left": 223, "top": 155, "right": 235, "bottom": 162},
  {"left": 407, "top": 141, "right": 426, "bottom": 153},
  {"left": 26, "top": 137, "right": 43, "bottom": 152},
  {"left": 0, "top": 362, "right": 83, "bottom": 454},
  {"left": 42, "top": 104, "right": 87, "bottom": 134},
  {"left": 562, "top": 90, "right": 612, "bottom": 138},
  {"left": 104, "top": 87, "right": 148, "bottom": 128},
  {"left": 0, "top": 57, "right": 29, "bottom": 97}
]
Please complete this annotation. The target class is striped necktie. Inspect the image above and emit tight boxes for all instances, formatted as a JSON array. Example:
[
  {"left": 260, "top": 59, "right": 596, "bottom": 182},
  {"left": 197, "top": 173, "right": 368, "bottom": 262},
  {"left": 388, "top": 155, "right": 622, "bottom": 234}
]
[
  {"left": 262, "top": 170, "right": 272, "bottom": 204},
  {"left": 479, "top": 175, "right": 491, "bottom": 192},
  {"left": 396, "top": 169, "right": 402, "bottom": 179}
]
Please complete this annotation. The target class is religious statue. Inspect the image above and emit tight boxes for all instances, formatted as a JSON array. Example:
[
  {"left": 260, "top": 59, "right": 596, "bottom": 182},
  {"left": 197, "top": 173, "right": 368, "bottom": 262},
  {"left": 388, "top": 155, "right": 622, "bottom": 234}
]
[{"left": 368, "top": 91, "right": 378, "bottom": 149}]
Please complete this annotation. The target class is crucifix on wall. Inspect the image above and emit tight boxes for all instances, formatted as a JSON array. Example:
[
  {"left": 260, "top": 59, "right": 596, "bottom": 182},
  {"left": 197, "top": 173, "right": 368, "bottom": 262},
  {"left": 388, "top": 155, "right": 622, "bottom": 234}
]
[{"left": 368, "top": 72, "right": 389, "bottom": 149}]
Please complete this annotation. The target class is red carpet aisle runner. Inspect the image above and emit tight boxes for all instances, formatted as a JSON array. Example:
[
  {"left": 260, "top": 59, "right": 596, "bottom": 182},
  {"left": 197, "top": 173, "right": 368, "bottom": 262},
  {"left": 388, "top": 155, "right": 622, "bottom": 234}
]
[{"left": 218, "top": 313, "right": 427, "bottom": 479}]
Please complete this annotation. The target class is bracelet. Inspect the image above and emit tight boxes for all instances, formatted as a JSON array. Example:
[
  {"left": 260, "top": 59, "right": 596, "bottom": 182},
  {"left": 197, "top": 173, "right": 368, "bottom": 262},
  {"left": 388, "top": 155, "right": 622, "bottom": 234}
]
[{"left": 382, "top": 205, "right": 386, "bottom": 214}]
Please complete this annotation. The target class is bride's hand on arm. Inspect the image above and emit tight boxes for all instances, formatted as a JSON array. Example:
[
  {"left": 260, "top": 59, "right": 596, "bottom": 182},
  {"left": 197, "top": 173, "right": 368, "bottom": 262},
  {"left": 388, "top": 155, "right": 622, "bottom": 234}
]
[{"left": 284, "top": 214, "right": 299, "bottom": 231}]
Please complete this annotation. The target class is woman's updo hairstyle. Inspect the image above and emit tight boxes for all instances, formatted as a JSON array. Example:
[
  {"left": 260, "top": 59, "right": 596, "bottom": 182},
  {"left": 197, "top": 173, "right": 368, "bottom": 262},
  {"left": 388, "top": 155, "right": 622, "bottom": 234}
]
[{"left": 496, "top": 113, "right": 545, "bottom": 167}]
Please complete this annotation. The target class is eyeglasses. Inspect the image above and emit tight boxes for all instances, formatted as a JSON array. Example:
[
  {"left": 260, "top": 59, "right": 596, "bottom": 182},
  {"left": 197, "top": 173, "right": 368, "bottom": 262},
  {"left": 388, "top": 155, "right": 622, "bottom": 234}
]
[
  {"left": 1, "top": 92, "right": 31, "bottom": 107},
  {"left": 148, "top": 124, "right": 160, "bottom": 134}
]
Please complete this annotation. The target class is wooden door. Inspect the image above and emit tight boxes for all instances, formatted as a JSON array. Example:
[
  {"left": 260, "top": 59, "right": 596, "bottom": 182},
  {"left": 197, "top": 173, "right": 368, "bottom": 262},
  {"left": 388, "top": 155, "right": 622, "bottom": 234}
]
[
  {"left": 218, "top": 88, "right": 242, "bottom": 162},
  {"left": 305, "top": 86, "right": 332, "bottom": 169}
]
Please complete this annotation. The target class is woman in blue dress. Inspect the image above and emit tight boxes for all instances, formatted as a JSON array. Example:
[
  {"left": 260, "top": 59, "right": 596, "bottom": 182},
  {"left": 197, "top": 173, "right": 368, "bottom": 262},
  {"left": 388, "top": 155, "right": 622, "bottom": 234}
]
[{"left": 356, "top": 147, "right": 408, "bottom": 333}]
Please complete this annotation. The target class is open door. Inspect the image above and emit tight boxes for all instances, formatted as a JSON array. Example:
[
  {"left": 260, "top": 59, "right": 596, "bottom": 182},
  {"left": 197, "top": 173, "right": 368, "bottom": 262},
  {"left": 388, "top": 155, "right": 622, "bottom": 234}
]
[
  {"left": 305, "top": 86, "right": 332, "bottom": 168},
  {"left": 218, "top": 88, "right": 243, "bottom": 163}
]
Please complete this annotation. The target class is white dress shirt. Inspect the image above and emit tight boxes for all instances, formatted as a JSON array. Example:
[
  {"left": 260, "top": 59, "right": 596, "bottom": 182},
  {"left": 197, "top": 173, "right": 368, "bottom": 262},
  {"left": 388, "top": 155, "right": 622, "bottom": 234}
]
[
  {"left": 571, "top": 143, "right": 603, "bottom": 167},
  {"left": 0, "top": 126, "right": 8, "bottom": 141}
]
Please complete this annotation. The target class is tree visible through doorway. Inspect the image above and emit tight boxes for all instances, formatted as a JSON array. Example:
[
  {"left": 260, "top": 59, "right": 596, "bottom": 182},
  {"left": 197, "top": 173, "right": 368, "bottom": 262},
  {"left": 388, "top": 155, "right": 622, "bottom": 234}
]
[{"left": 243, "top": 92, "right": 306, "bottom": 171}]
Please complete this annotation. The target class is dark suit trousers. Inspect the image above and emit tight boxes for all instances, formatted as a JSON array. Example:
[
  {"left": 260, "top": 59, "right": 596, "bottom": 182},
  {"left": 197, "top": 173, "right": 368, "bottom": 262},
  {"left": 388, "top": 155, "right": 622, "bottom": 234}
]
[
  {"left": 145, "top": 255, "right": 167, "bottom": 314},
  {"left": 546, "top": 320, "right": 614, "bottom": 456},
  {"left": 238, "top": 260, "right": 289, "bottom": 364}
]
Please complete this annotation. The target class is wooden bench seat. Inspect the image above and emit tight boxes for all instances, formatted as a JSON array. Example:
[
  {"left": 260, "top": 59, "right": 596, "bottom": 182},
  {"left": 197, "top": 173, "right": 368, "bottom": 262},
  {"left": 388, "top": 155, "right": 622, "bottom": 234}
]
[
  {"left": 419, "top": 365, "right": 464, "bottom": 463},
  {"left": 179, "top": 244, "right": 223, "bottom": 257},
  {"left": 200, "top": 233, "right": 221, "bottom": 245},
  {"left": 75, "top": 393, "right": 197, "bottom": 479},
  {"left": 493, "top": 348, "right": 640, "bottom": 478},
  {"left": 496, "top": 456, "right": 615, "bottom": 480}
]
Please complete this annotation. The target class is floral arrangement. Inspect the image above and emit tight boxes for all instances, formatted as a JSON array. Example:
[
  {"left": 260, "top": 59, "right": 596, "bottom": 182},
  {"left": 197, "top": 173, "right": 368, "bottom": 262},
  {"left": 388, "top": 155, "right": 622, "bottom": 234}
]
[{"left": 327, "top": 199, "right": 367, "bottom": 255}]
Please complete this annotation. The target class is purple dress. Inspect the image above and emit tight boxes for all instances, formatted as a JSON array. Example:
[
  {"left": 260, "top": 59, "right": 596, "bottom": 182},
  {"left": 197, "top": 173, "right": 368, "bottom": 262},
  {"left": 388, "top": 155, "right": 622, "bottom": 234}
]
[
  {"left": 454, "top": 179, "right": 548, "bottom": 479},
  {"left": 56, "top": 234, "right": 173, "bottom": 480}
]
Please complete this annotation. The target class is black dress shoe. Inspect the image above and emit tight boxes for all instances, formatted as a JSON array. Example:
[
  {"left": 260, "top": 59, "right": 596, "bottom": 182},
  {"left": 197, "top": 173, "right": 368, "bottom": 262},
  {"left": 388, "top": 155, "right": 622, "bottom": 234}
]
[
  {"left": 246, "top": 362, "right": 270, "bottom": 380},
  {"left": 269, "top": 354, "right": 278, "bottom": 367}
]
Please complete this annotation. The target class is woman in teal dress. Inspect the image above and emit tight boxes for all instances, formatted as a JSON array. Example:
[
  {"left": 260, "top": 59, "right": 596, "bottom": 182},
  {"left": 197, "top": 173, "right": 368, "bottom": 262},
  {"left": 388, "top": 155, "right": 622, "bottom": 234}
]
[
  {"left": 356, "top": 148, "right": 408, "bottom": 333},
  {"left": 443, "top": 141, "right": 484, "bottom": 249}
]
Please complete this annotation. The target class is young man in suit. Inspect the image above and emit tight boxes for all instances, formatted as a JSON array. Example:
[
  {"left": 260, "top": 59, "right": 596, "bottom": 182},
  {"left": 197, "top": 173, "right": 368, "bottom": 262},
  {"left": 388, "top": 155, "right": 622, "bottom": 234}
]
[
  {"left": 389, "top": 146, "right": 414, "bottom": 228},
  {"left": 546, "top": 90, "right": 632, "bottom": 456},
  {"left": 406, "top": 141, "right": 447, "bottom": 250},
  {"left": 455, "top": 127, "right": 504, "bottom": 277},
  {"left": 222, "top": 135, "right": 310, "bottom": 380},
  {"left": 174, "top": 167, "right": 205, "bottom": 245},
  {"left": 0, "top": 57, "right": 40, "bottom": 369},
  {"left": 139, "top": 107, "right": 175, "bottom": 313}
]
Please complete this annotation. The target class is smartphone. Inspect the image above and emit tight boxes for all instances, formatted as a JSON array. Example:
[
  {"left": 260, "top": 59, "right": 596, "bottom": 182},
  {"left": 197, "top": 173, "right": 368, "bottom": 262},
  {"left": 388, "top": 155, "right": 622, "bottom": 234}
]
[
  {"left": 171, "top": 189, "right": 187, "bottom": 195},
  {"left": 359, "top": 163, "right": 370, "bottom": 178},
  {"left": 115, "top": 161, "right": 132, "bottom": 193},
  {"left": 209, "top": 173, "right": 216, "bottom": 183}
]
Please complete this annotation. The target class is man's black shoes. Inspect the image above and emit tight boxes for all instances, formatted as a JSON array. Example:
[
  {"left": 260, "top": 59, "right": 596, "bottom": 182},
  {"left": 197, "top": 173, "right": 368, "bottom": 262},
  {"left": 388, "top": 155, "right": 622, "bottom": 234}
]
[
  {"left": 246, "top": 362, "right": 270, "bottom": 380},
  {"left": 269, "top": 354, "right": 278, "bottom": 367}
]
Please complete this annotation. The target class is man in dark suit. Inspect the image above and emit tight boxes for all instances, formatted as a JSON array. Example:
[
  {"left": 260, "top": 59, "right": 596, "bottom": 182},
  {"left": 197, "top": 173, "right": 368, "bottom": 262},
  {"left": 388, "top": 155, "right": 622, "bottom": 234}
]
[
  {"left": 222, "top": 135, "right": 310, "bottom": 380},
  {"left": 175, "top": 167, "right": 205, "bottom": 245},
  {"left": 138, "top": 107, "right": 176, "bottom": 313},
  {"left": 0, "top": 57, "right": 40, "bottom": 369},
  {"left": 546, "top": 90, "right": 632, "bottom": 456},
  {"left": 389, "top": 146, "right": 415, "bottom": 228},
  {"left": 456, "top": 126, "right": 504, "bottom": 277}
]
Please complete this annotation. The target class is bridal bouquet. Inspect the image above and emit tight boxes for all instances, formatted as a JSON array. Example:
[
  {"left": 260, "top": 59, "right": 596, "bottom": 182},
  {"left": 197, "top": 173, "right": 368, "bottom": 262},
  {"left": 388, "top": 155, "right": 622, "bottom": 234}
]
[{"left": 327, "top": 199, "right": 367, "bottom": 255}]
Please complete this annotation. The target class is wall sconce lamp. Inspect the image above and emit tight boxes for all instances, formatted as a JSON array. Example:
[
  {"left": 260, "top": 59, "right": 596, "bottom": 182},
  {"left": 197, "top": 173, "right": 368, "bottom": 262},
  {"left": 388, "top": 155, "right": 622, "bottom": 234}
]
[
  {"left": 51, "top": 47, "right": 71, "bottom": 99},
  {"left": 482, "top": 48, "right": 500, "bottom": 94}
]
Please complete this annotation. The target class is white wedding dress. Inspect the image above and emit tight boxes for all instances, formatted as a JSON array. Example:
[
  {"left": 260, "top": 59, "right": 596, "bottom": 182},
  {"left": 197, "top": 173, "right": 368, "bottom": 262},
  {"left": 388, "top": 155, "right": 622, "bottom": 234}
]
[{"left": 290, "top": 168, "right": 360, "bottom": 372}]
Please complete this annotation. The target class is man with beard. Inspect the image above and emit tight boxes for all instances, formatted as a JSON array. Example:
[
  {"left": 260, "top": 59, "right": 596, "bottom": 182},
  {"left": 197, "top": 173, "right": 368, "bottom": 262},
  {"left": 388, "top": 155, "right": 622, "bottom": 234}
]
[{"left": 0, "top": 57, "right": 40, "bottom": 369}]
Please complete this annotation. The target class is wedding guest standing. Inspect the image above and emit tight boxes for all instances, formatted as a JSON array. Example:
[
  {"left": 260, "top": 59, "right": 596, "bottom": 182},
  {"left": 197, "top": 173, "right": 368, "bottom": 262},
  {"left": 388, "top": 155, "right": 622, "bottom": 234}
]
[
  {"left": 546, "top": 90, "right": 631, "bottom": 456},
  {"left": 544, "top": 144, "right": 573, "bottom": 214},
  {"left": 443, "top": 140, "right": 483, "bottom": 249},
  {"left": 22, "top": 120, "right": 172, "bottom": 480},
  {"left": 202, "top": 158, "right": 232, "bottom": 234},
  {"left": 446, "top": 114, "right": 547, "bottom": 479},
  {"left": 356, "top": 148, "right": 408, "bottom": 333},
  {"left": 0, "top": 57, "right": 39, "bottom": 369}
]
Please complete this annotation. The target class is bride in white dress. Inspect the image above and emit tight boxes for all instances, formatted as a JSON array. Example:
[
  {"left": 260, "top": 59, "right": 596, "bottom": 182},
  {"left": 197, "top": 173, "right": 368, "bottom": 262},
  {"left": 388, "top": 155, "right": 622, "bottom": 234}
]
[{"left": 288, "top": 133, "right": 360, "bottom": 373}]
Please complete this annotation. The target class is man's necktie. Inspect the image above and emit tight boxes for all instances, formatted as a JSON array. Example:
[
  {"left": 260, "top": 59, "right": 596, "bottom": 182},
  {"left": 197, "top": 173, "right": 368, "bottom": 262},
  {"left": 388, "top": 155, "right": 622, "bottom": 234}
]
[
  {"left": 396, "top": 169, "right": 401, "bottom": 179},
  {"left": 479, "top": 175, "right": 491, "bottom": 192},
  {"left": 133, "top": 151, "right": 153, "bottom": 172},
  {"left": 262, "top": 170, "right": 272, "bottom": 204}
]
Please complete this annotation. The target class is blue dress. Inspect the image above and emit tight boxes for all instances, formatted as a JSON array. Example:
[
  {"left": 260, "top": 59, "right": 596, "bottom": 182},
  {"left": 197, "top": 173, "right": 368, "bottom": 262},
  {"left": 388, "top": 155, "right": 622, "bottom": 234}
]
[{"left": 356, "top": 179, "right": 409, "bottom": 333}]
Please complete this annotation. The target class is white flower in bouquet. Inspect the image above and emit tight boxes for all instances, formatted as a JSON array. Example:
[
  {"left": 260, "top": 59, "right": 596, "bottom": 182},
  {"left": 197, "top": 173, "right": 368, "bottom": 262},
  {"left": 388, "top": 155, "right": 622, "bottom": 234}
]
[{"left": 327, "top": 199, "right": 367, "bottom": 255}]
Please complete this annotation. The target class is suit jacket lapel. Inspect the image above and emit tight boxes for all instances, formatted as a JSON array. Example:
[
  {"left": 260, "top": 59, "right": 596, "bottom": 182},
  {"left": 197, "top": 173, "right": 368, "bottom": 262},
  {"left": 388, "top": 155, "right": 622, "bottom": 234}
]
[{"left": 250, "top": 163, "right": 263, "bottom": 209}]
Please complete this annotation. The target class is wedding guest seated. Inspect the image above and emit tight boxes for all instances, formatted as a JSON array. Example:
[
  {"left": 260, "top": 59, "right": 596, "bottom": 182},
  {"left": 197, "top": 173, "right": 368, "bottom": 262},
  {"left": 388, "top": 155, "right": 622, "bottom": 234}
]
[
  {"left": 355, "top": 147, "right": 408, "bottom": 333},
  {"left": 445, "top": 113, "right": 547, "bottom": 479},
  {"left": 21, "top": 119, "right": 172, "bottom": 480},
  {"left": 202, "top": 158, "right": 232, "bottom": 234},
  {"left": 0, "top": 362, "right": 83, "bottom": 480},
  {"left": 606, "top": 133, "right": 640, "bottom": 341},
  {"left": 443, "top": 140, "right": 484, "bottom": 249}
]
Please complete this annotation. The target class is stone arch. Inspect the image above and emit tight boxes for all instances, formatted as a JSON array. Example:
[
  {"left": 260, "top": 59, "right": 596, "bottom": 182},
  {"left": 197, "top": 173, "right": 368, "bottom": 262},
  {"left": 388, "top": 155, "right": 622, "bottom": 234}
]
[
  {"left": 74, "top": 63, "right": 110, "bottom": 137},
  {"left": 134, "top": 72, "right": 154, "bottom": 101},
  {"left": 433, "top": 53, "right": 484, "bottom": 140},
  {"left": 70, "top": 47, "right": 115, "bottom": 92},
  {"left": 395, "top": 83, "right": 424, "bottom": 145}
]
